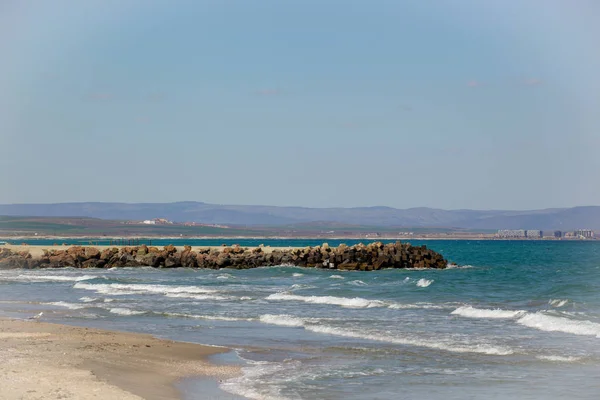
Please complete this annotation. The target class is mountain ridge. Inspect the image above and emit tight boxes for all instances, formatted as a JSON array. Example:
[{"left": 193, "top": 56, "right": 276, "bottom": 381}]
[{"left": 0, "top": 202, "right": 598, "bottom": 231}]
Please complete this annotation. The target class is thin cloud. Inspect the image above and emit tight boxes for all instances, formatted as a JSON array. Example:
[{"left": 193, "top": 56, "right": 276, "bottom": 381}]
[{"left": 467, "top": 80, "right": 482, "bottom": 88}]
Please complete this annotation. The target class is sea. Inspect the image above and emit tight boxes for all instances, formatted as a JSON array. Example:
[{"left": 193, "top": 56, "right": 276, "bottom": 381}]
[{"left": 1, "top": 239, "right": 600, "bottom": 400}]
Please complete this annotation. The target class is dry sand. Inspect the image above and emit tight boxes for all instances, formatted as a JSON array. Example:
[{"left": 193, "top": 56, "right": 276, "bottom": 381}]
[
  {"left": 1, "top": 244, "right": 300, "bottom": 259},
  {"left": 0, "top": 318, "right": 239, "bottom": 400}
]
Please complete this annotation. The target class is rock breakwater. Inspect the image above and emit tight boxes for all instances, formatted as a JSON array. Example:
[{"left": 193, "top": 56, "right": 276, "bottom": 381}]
[{"left": 0, "top": 242, "right": 450, "bottom": 270}]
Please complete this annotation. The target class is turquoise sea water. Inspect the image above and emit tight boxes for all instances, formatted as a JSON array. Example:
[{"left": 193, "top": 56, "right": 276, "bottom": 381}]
[{"left": 1, "top": 240, "right": 600, "bottom": 399}]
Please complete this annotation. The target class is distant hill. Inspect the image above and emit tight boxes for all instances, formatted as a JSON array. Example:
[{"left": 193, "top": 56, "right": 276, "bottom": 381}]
[{"left": 0, "top": 202, "right": 599, "bottom": 231}]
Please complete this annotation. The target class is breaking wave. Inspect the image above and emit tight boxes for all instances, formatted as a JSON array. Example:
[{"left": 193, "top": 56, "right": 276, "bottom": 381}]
[
  {"left": 348, "top": 280, "right": 368, "bottom": 286},
  {"left": 164, "top": 312, "right": 253, "bottom": 322},
  {"left": 517, "top": 313, "right": 600, "bottom": 338},
  {"left": 549, "top": 299, "right": 568, "bottom": 308},
  {"left": 7, "top": 274, "right": 97, "bottom": 283},
  {"left": 416, "top": 278, "right": 433, "bottom": 288},
  {"left": 305, "top": 325, "right": 513, "bottom": 356},
  {"left": 266, "top": 293, "right": 385, "bottom": 308},
  {"left": 259, "top": 314, "right": 305, "bottom": 327},
  {"left": 451, "top": 306, "right": 526, "bottom": 319},
  {"left": 73, "top": 282, "right": 219, "bottom": 296},
  {"left": 164, "top": 293, "right": 232, "bottom": 301},
  {"left": 109, "top": 307, "right": 146, "bottom": 316},
  {"left": 537, "top": 355, "right": 582, "bottom": 363},
  {"left": 46, "top": 301, "right": 85, "bottom": 310}
]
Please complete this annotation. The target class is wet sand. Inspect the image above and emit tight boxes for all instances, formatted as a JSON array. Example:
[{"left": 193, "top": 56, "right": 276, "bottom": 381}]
[{"left": 0, "top": 318, "right": 240, "bottom": 399}]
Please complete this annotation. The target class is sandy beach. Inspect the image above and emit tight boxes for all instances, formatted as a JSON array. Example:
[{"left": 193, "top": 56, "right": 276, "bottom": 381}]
[
  {"left": 0, "top": 318, "right": 239, "bottom": 400},
  {"left": 0, "top": 244, "right": 300, "bottom": 259}
]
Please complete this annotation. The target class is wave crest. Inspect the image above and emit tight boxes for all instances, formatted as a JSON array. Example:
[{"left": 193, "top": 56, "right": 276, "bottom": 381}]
[
  {"left": 517, "top": 313, "right": 600, "bottom": 337},
  {"left": 451, "top": 306, "right": 526, "bottom": 319},
  {"left": 266, "top": 293, "right": 385, "bottom": 308},
  {"left": 416, "top": 279, "right": 433, "bottom": 288}
]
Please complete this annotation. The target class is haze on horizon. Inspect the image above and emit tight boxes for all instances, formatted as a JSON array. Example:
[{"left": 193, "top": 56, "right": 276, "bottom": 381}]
[{"left": 1, "top": 1, "right": 599, "bottom": 210}]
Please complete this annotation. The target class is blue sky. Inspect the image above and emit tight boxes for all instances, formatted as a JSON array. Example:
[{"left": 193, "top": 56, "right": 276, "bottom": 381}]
[{"left": 1, "top": 0, "right": 599, "bottom": 209}]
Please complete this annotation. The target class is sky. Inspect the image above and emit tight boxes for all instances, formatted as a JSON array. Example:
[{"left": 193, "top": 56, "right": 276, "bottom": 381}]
[{"left": 1, "top": 0, "right": 599, "bottom": 210}]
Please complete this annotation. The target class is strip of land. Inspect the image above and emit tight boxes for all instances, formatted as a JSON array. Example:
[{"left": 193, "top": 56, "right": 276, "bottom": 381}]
[
  {"left": 1, "top": 244, "right": 299, "bottom": 259},
  {"left": 0, "top": 318, "right": 239, "bottom": 400},
  {"left": 0, "top": 241, "right": 450, "bottom": 270}
]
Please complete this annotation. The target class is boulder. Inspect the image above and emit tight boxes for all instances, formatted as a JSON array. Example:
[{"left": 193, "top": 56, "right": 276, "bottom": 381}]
[{"left": 85, "top": 247, "right": 101, "bottom": 259}]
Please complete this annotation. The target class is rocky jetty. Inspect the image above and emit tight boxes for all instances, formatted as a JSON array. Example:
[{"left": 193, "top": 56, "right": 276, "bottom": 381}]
[{"left": 0, "top": 242, "right": 450, "bottom": 270}]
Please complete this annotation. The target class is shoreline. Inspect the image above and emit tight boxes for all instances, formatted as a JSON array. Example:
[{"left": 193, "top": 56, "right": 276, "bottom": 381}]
[
  {"left": 0, "top": 318, "right": 240, "bottom": 399},
  {"left": 0, "top": 235, "right": 591, "bottom": 243}
]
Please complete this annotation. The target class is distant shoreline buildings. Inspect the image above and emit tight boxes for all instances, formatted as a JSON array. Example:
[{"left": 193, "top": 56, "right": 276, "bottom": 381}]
[{"left": 496, "top": 229, "right": 595, "bottom": 239}]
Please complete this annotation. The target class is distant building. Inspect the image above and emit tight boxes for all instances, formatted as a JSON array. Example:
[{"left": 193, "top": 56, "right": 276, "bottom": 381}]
[
  {"left": 497, "top": 229, "right": 526, "bottom": 238},
  {"left": 142, "top": 220, "right": 156, "bottom": 225},
  {"left": 575, "top": 229, "right": 595, "bottom": 239},
  {"left": 554, "top": 230, "right": 562, "bottom": 238},
  {"left": 526, "top": 230, "right": 542, "bottom": 239}
]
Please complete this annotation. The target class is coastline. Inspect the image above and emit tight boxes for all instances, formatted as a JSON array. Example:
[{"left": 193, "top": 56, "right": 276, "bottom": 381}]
[
  {"left": 0, "top": 318, "right": 240, "bottom": 400},
  {"left": 0, "top": 235, "right": 587, "bottom": 242}
]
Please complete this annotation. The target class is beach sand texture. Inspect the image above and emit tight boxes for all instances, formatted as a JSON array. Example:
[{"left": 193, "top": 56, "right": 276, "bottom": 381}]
[
  {"left": 1, "top": 244, "right": 299, "bottom": 259},
  {"left": 0, "top": 319, "right": 239, "bottom": 400}
]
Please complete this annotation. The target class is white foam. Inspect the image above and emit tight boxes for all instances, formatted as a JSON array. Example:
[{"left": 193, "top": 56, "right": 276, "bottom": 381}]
[
  {"left": 46, "top": 301, "right": 85, "bottom": 310},
  {"left": 79, "top": 297, "right": 98, "bottom": 303},
  {"left": 451, "top": 306, "right": 526, "bottom": 319},
  {"left": 446, "top": 264, "right": 474, "bottom": 269},
  {"left": 348, "top": 280, "right": 367, "bottom": 286},
  {"left": 329, "top": 275, "right": 344, "bottom": 279},
  {"left": 74, "top": 282, "right": 218, "bottom": 296},
  {"left": 289, "top": 284, "right": 315, "bottom": 291},
  {"left": 217, "top": 273, "right": 234, "bottom": 280},
  {"left": 537, "top": 355, "right": 582, "bottom": 363},
  {"left": 388, "top": 303, "right": 448, "bottom": 310},
  {"left": 109, "top": 307, "right": 145, "bottom": 316},
  {"left": 416, "top": 278, "right": 433, "bottom": 287},
  {"left": 517, "top": 312, "right": 600, "bottom": 337},
  {"left": 259, "top": 314, "right": 305, "bottom": 327},
  {"left": 221, "top": 359, "right": 295, "bottom": 400},
  {"left": 165, "top": 312, "right": 252, "bottom": 322},
  {"left": 14, "top": 274, "right": 97, "bottom": 282},
  {"left": 164, "top": 293, "right": 231, "bottom": 301},
  {"left": 305, "top": 325, "right": 512, "bottom": 356},
  {"left": 266, "top": 293, "right": 385, "bottom": 308},
  {"left": 549, "top": 299, "right": 568, "bottom": 308},
  {"left": 292, "top": 273, "right": 304, "bottom": 277}
]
